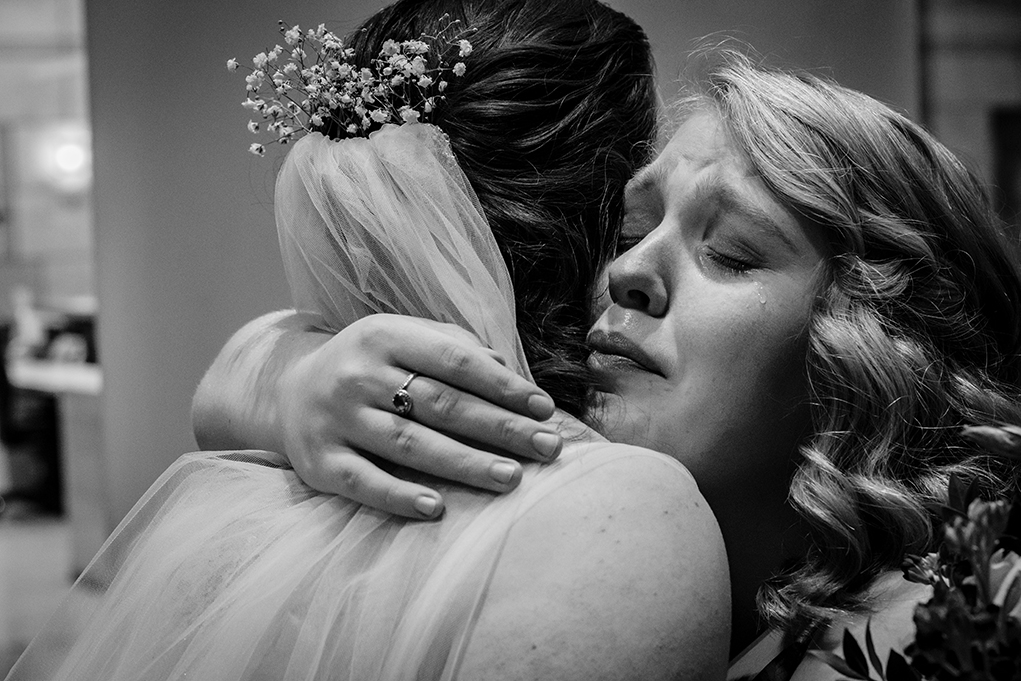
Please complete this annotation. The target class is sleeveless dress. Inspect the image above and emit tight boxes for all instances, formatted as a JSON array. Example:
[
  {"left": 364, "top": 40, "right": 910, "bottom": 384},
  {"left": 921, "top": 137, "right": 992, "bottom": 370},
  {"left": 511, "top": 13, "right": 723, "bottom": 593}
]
[{"left": 5, "top": 124, "right": 701, "bottom": 680}]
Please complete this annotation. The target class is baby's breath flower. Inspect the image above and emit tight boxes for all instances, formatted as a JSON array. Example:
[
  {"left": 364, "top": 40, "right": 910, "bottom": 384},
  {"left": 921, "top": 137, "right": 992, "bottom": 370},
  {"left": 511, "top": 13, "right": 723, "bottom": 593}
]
[
  {"left": 236, "top": 20, "right": 473, "bottom": 154},
  {"left": 399, "top": 106, "right": 420, "bottom": 124},
  {"left": 249, "top": 143, "right": 265, "bottom": 156},
  {"left": 404, "top": 39, "right": 429, "bottom": 55}
]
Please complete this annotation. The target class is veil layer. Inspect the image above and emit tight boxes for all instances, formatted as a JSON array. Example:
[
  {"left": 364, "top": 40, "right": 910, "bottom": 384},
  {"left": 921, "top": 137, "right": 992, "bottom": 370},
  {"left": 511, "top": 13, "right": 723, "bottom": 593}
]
[
  {"left": 277, "top": 124, "right": 531, "bottom": 379},
  {"left": 7, "top": 124, "right": 624, "bottom": 681}
]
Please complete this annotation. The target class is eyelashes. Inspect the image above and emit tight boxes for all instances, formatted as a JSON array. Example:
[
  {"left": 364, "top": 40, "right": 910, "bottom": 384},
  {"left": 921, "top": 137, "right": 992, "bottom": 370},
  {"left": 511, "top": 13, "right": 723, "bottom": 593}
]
[{"left": 700, "top": 247, "right": 756, "bottom": 275}]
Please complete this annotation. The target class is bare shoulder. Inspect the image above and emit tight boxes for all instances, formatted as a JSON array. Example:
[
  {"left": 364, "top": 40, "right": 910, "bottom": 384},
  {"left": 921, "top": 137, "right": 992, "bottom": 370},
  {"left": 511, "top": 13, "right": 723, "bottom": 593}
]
[
  {"left": 792, "top": 572, "right": 933, "bottom": 681},
  {"left": 457, "top": 444, "right": 731, "bottom": 681}
]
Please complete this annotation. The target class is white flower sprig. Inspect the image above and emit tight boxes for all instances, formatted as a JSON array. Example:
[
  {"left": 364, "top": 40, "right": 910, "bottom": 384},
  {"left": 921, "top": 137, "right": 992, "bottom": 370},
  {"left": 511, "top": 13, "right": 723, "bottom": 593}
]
[{"left": 229, "top": 19, "right": 473, "bottom": 156}]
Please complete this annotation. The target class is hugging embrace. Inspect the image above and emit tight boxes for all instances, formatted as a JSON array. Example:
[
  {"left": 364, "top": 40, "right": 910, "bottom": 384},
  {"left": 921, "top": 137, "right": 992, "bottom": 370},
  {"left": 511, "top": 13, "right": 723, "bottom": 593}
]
[{"left": 9, "top": 0, "right": 1021, "bottom": 680}]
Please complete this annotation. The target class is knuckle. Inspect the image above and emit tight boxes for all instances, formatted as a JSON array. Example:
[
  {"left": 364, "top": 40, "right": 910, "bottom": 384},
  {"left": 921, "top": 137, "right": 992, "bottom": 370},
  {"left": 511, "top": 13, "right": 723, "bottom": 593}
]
[
  {"left": 445, "top": 450, "right": 476, "bottom": 482},
  {"left": 381, "top": 481, "right": 403, "bottom": 512},
  {"left": 496, "top": 416, "right": 519, "bottom": 445},
  {"left": 389, "top": 425, "right": 419, "bottom": 460},
  {"left": 437, "top": 342, "right": 473, "bottom": 373},
  {"left": 429, "top": 384, "right": 463, "bottom": 420},
  {"left": 335, "top": 464, "right": 367, "bottom": 497}
]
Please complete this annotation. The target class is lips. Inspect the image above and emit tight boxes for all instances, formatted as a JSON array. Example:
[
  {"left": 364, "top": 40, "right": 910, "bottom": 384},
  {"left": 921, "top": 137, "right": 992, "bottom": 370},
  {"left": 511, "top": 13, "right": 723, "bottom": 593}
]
[{"left": 587, "top": 329, "right": 662, "bottom": 377}]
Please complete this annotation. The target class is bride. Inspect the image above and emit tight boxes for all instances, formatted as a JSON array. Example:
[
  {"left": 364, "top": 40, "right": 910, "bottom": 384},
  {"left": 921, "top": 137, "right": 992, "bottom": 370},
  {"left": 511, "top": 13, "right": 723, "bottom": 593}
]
[{"left": 6, "top": 1, "right": 729, "bottom": 680}]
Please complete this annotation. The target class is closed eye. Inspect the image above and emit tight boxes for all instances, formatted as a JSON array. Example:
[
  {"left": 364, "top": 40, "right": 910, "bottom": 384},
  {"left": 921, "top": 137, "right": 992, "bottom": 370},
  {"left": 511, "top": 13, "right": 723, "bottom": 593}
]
[{"left": 701, "top": 247, "right": 756, "bottom": 275}]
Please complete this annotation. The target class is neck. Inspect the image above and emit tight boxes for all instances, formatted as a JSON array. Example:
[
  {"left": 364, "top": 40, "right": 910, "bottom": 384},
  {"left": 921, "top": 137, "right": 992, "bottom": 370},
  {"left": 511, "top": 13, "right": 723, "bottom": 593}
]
[{"left": 713, "top": 496, "right": 805, "bottom": 658}]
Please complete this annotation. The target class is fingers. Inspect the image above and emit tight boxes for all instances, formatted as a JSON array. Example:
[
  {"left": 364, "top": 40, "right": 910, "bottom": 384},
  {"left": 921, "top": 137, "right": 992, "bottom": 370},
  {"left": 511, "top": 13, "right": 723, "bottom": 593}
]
[
  {"left": 399, "top": 374, "right": 563, "bottom": 463},
  {"left": 375, "top": 321, "right": 555, "bottom": 420},
  {"left": 300, "top": 449, "right": 446, "bottom": 520},
  {"left": 360, "top": 409, "right": 529, "bottom": 493}
]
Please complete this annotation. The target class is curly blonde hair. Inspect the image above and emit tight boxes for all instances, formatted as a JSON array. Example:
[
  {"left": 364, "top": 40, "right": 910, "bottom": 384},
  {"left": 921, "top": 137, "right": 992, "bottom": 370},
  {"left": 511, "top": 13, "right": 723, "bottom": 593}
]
[{"left": 688, "top": 54, "right": 1021, "bottom": 633}]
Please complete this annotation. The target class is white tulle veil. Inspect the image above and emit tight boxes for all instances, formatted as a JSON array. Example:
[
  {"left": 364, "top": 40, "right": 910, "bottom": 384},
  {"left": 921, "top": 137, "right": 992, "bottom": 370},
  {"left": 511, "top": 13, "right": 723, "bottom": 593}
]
[{"left": 276, "top": 123, "right": 531, "bottom": 380}]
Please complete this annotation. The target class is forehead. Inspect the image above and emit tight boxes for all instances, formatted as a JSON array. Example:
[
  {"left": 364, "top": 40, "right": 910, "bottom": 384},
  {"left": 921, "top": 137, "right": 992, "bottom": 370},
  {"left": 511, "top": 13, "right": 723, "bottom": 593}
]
[
  {"left": 625, "top": 109, "right": 829, "bottom": 259},
  {"left": 626, "top": 111, "right": 746, "bottom": 198}
]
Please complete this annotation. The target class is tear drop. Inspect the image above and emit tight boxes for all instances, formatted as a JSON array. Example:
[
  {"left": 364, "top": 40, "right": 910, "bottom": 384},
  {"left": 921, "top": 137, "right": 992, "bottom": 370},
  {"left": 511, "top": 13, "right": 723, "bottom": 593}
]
[{"left": 756, "top": 282, "right": 767, "bottom": 306}]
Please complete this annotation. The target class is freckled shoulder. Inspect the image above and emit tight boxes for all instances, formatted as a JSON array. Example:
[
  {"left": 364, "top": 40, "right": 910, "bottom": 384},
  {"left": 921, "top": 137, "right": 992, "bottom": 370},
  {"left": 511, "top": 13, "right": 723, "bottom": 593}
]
[{"left": 456, "top": 443, "right": 730, "bottom": 681}]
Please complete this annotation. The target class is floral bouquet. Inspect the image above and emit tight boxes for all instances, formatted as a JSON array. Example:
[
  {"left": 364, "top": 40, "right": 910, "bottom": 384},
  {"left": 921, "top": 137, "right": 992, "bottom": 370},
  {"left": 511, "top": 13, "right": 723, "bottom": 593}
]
[{"left": 819, "top": 425, "right": 1021, "bottom": 681}]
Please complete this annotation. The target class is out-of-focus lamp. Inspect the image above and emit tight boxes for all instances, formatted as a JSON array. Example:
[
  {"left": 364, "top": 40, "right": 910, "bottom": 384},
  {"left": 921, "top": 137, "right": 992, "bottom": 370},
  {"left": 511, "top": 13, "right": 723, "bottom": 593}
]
[{"left": 38, "top": 122, "right": 92, "bottom": 194}]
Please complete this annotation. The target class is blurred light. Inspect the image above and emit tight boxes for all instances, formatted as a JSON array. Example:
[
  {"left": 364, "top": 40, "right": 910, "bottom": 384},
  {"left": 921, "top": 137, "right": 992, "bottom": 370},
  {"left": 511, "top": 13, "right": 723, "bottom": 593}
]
[
  {"left": 37, "top": 122, "right": 92, "bottom": 194},
  {"left": 55, "top": 143, "right": 87, "bottom": 173}
]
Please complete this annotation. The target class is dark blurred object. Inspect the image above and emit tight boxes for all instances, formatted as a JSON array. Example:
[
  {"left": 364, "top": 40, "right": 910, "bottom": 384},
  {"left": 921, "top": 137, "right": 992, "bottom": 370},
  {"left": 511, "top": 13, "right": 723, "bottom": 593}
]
[{"left": 0, "top": 323, "right": 62, "bottom": 516}]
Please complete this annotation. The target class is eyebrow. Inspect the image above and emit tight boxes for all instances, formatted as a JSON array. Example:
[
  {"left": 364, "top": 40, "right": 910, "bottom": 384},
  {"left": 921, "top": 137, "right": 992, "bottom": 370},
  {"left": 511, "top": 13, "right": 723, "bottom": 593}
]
[
  {"left": 692, "top": 177, "right": 800, "bottom": 255},
  {"left": 624, "top": 162, "right": 667, "bottom": 204}
]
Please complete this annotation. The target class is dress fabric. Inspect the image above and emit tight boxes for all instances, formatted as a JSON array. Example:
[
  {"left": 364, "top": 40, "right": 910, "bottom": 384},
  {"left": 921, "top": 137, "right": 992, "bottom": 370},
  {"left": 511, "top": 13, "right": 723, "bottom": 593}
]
[
  {"left": 10, "top": 443, "right": 669, "bottom": 681},
  {"left": 5, "top": 123, "right": 695, "bottom": 680}
]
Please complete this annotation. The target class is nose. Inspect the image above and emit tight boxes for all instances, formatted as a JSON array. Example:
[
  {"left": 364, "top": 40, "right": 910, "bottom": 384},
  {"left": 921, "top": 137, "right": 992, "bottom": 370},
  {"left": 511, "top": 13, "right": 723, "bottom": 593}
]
[{"left": 607, "top": 238, "right": 669, "bottom": 317}]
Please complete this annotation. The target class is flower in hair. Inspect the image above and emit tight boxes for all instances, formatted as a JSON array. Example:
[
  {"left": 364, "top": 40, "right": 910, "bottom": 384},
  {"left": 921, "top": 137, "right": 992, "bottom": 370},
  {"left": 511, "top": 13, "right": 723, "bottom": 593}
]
[{"left": 230, "top": 19, "right": 474, "bottom": 155}]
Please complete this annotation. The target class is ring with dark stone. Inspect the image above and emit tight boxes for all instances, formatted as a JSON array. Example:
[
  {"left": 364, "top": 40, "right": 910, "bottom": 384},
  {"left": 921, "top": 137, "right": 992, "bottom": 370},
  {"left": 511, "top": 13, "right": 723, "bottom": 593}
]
[{"left": 393, "top": 372, "right": 418, "bottom": 416}]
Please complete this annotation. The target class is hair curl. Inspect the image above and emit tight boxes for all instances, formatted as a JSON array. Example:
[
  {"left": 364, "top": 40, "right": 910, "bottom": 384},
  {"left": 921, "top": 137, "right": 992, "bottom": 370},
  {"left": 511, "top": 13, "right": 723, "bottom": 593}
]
[
  {"left": 689, "top": 54, "right": 1021, "bottom": 633},
  {"left": 336, "top": 0, "right": 657, "bottom": 415}
]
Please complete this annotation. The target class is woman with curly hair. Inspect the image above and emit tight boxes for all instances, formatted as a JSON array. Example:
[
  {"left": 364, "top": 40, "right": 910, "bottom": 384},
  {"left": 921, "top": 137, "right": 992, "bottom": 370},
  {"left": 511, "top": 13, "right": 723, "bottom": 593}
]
[{"left": 194, "top": 51, "right": 1021, "bottom": 677}]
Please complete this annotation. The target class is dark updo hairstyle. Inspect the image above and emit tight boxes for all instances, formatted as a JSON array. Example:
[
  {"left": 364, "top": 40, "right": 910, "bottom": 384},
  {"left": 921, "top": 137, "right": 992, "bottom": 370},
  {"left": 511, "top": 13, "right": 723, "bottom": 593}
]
[
  {"left": 331, "top": 0, "right": 657, "bottom": 415},
  {"left": 687, "top": 53, "right": 1021, "bottom": 634}
]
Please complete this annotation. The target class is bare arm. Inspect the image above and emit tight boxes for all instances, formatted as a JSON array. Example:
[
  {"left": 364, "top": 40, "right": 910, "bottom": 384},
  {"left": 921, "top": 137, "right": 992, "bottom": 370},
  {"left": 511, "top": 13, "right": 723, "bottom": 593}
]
[
  {"left": 192, "top": 311, "right": 565, "bottom": 518},
  {"left": 193, "top": 310, "right": 330, "bottom": 454}
]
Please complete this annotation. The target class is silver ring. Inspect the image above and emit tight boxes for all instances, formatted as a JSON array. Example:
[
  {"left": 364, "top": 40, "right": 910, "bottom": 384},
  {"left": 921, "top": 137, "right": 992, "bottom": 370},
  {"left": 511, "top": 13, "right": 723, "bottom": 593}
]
[{"left": 392, "top": 372, "right": 418, "bottom": 416}]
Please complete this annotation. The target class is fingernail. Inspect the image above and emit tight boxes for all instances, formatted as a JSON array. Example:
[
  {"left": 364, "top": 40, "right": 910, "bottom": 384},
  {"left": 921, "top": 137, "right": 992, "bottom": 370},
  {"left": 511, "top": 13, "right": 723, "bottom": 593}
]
[
  {"left": 414, "top": 495, "right": 439, "bottom": 517},
  {"left": 489, "top": 461, "right": 519, "bottom": 485},
  {"left": 531, "top": 431, "right": 562, "bottom": 460},
  {"left": 527, "top": 393, "right": 555, "bottom": 419}
]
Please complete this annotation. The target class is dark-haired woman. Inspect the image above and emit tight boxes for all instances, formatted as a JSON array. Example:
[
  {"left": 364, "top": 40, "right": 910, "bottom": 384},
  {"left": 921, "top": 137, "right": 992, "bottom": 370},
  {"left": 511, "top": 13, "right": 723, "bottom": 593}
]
[
  {"left": 194, "top": 55, "right": 1021, "bottom": 679},
  {"left": 5, "top": 1, "right": 730, "bottom": 680}
]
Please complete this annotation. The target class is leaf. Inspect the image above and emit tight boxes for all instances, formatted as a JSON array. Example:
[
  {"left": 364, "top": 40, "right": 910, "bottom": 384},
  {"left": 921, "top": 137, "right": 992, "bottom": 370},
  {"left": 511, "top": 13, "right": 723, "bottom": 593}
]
[
  {"left": 883, "top": 650, "right": 919, "bottom": 681},
  {"left": 947, "top": 473, "right": 970, "bottom": 516},
  {"left": 808, "top": 650, "right": 873, "bottom": 681},
  {"left": 843, "top": 629, "right": 871, "bottom": 679},
  {"left": 864, "top": 620, "right": 885, "bottom": 681},
  {"left": 1000, "top": 496, "right": 1021, "bottom": 556},
  {"left": 961, "top": 424, "right": 1021, "bottom": 459}
]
